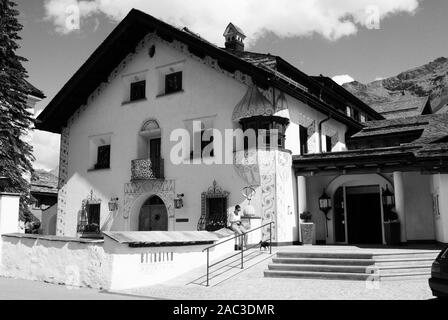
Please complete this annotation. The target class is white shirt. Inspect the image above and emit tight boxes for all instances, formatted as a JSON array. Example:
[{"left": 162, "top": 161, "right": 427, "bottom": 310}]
[{"left": 227, "top": 210, "right": 241, "bottom": 227}]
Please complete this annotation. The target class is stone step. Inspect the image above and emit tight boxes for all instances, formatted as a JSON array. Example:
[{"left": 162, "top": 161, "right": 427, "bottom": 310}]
[
  {"left": 276, "top": 252, "right": 374, "bottom": 259},
  {"left": 379, "top": 273, "right": 432, "bottom": 281},
  {"left": 264, "top": 268, "right": 432, "bottom": 281},
  {"left": 374, "top": 257, "right": 435, "bottom": 267},
  {"left": 372, "top": 252, "right": 439, "bottom": 260},
  {"left": 276, "top": 251, "right": 438, "bottom": 260},
  {"left": 264, "top": 270, "right": 370, "bottom": 281},
  {"left": 376, "top": 265, "right": 431, "bottom": 275},
  {"left": 268, "top": 263, "right": 369, "bottom": 273},
  {"left": 268, "top": 263, "right": 431, "bottom": 274},
  {"left": 272, "top": 257, "right": 375, "bottom": 266}
]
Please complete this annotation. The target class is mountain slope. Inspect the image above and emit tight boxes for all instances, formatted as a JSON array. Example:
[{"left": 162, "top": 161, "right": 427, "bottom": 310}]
[{"left": 343, "top": 57, "right": 448, "bottom": 113}]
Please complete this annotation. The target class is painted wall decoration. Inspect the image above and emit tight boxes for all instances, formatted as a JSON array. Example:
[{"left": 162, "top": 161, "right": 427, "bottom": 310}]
[
  {"left": 259, "top": 151, "right": 277, "bottom": 241},
  {"left": 233, "top": 149, "right": 261, "bottom": 186},
  {"left": 123, "top": 179, "right": 176, "bottom": 230},
  {"left": 56, "top": 126, "right": 70, "bottom": 236}
]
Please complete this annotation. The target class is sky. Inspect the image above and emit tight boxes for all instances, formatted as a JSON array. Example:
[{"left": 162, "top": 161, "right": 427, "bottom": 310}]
[{"left": 13, "top": 0, "right": 448, "bottom": 171}]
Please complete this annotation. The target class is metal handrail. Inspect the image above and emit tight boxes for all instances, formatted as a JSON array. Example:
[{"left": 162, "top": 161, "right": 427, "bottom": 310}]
[{"left": 202, "top": 221, "right": 274, "bottom": 287}]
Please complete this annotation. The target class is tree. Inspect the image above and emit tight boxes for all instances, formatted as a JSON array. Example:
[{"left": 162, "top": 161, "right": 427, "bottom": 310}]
[{"left": 0, "top": 0, "right": 36, "bottom": 219}]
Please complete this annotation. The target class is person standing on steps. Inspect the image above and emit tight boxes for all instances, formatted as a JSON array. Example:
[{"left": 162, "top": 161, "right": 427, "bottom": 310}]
[{"left": 228, "top": 205, "right": 248, "bottom": 250}]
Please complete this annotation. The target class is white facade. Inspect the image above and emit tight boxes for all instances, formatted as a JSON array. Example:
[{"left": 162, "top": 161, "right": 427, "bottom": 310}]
[{"left": 54, "top": 32, "right": 347, "bottom": 244}]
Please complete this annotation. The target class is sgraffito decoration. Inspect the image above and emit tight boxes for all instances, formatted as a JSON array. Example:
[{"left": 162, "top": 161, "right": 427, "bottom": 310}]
[
  {"left": 123, "top": 179, "right": 176, "bottom": 230},
  {"left": 56, "top": 126, "right": 70, "bottom": 236}
]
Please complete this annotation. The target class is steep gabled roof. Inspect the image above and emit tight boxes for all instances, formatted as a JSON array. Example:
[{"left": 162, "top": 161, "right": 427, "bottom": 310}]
[
  {"left": 352, "top": 113, "right": 448, "bottom": 145},
  {"left": 311, "top": 76, "right": 383, "bottom": 120},
  {"left": 31, "top": 170, "right": 58, "bottom": 195},
  {"left": 370, "top": 96, "right": 430, "bottom": 119},
  {"left": 25, "top": 80, "right": 45, "bottom": 99},
  {"left": 36, "top": 9, "right": 367, "bottom": 134}
]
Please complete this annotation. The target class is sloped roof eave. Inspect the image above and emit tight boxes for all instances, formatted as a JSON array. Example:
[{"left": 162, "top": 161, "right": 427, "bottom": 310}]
[{"left": 36, "top": 9, "right": 363, "bottom": 133}]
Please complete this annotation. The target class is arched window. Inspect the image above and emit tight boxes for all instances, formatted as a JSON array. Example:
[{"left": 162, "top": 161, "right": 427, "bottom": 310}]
[{"left": 141, "top": 119, "right": 160, "bottom": 132}]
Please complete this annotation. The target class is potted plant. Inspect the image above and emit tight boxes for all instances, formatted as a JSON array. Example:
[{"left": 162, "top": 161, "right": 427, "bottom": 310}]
[
  {"left": 300, "top": 211, "right": 316, "bottom": 245},
  {"left": 384, "top": 209, "right": 400, "bottom": 245},
  {"left": 81, "top": 223, "right": 102, "bottom": 239}
]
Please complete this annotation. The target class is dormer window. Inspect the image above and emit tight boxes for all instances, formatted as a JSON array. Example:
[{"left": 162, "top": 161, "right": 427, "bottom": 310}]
[
  {"left": 130, "top": 80, "right": 146, "bottom": 101},
  {"left": 165, "top": 71, "right": 183, "bottom": 95},
  {"left": 346, "top": 106, "right": 352, "bottom": 118}
]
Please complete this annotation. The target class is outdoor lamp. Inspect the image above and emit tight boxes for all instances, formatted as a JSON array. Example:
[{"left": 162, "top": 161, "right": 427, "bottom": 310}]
[
  {"left": 318, "top": 188, "right": 332, "bottom": 214},
  {"left": 382, "top": 185, "right": 395, "bottom": 208},
  {"left": 175, "top": 194, "right": 184, "bottom": 209},
  {"left": 108, "top": 197, "right": 119, "bottom": 212},
  {"left": 318, "top": 188, "right": 332, "bottom": 239}
]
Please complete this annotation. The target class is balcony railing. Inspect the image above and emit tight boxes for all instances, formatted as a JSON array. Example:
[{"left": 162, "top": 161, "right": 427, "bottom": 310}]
[{"left": 131, "top": 158, "right": 164, "bottom": 180}]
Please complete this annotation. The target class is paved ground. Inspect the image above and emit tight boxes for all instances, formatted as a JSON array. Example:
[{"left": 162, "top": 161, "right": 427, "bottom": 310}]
[
  {"left": 0, "top": 245, "right": 440, "bottom": 300},
  {"left": 116, "top": 246, "right": 438, "bottom": 300},
  {"left": 0, "top": 277, "right": 150, "bottom": 300}
]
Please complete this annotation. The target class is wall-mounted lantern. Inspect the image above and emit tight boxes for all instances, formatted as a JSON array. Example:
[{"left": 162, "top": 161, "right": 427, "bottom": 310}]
[
  {"left": 318, "top": 188, "right": 332, "bottom": 238},
  {"left": 382, "top": 185, "right": 395, "bottom": 209},
  {"left": 108, "top": 197, "right": 119, "bottom": 212},
  {"left": 175, "top": 194, "right": 184, "bottom": 209},
  {"left": 318, "top": 188, "right": 332, "bottom": 214}
]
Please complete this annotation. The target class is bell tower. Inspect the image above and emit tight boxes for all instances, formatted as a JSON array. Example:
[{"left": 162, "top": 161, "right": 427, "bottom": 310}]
[{"left": 224, "top": 23, "right": 246, "bottom": 51}]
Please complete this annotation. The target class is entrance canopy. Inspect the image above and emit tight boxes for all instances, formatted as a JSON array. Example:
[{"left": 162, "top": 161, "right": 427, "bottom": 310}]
[{"left": 294, "top": 113, "right": 448, "bottom": 176}]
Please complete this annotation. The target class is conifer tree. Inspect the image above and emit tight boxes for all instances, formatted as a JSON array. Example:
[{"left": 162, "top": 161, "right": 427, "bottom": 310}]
[{"left": 0, "top": 0, "right": 36, "bottom": 219}]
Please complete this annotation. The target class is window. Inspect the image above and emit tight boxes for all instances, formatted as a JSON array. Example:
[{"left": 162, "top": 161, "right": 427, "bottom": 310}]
[
  {"left": 346, "top": 106, "right": 352, "bottom": 118},
  {"left": 87, "top": 203, "right": 101, "bottom": 226},
  {"left": 191, "top": 129, "right": 214, "bottom": 159},
  {"left": 77, "top": 202, "right": 101, "bottom": 233},
  {"left": 130, "top": 80, "right": 146, "bottom": 101},
  {"left": 360, "top": 113, "right": 367, "bottom": 123},
  {"left": 299, "top": 125, "right": 308, "bottom": 155},
  {"left": 353, "top": 109, "right": 360, "bottom": 122},
  {"left": 205, "top": 198, "right": 227, "bottom": 231},
  {"left": 240, "top": 116, "right": 288, "bottom": 150},
  {"left": 95, "top": 145, "right": 110, "bottom": 169},
  {"left": 165, "top": 71, "right": 182, "bottom": 94},
  {"left": 325, "top": 135, "right": 332, "bottom": 152}
]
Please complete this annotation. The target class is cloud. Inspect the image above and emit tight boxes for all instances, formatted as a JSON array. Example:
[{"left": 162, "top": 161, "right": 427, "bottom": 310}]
[
  {"left": 44, "top": 0, "right": 420, "bottom": 43},
  {"left": 332, "top": 74, "right": 355, "bottom": 85},
  {"left": 32, "top": 131, "right": 60, "bottom": 171}
]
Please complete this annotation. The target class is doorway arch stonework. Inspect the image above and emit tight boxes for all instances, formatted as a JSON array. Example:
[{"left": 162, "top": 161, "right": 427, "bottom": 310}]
[{"left": 123, "top": 179, "right": 176, "bottom": 231}]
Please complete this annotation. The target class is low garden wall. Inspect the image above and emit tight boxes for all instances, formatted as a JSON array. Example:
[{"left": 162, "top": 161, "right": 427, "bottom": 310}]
[{"left": 0, "top": 230, "right": 236, "bottom": 290}]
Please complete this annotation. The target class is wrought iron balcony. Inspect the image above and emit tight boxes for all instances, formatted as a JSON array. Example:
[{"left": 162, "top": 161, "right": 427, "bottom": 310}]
[{"left": 131, "top": 158, "right": 164, "bottom": 180}]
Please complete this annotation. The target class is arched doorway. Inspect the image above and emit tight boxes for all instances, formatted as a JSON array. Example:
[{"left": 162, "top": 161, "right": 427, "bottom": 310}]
[
  {"left": 138, "top": 195, "right": 168, "bottom": 231},
  {"left": 327, "top": 174, "right": 392, "bottom": 245}
]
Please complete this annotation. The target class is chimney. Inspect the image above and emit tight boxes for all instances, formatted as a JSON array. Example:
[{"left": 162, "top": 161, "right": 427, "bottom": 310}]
[{"left": 223, "top": 23, "right": 246, "bottom": 51}]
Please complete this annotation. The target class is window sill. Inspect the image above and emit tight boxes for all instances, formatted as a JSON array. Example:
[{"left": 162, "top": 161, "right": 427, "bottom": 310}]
[
  {"left": 122, "top": 98, "right": 147, "bottom": 106},
  {"left": 87, "top": 167, "right": 111, "bottom": 172},
  {"left": 156, "top": 90, "right": 185, "bottom": 98}
]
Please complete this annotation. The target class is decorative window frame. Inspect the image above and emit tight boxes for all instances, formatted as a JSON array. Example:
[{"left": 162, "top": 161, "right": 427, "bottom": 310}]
[
  {"left": 122, "top": 70, "right": 148, "bottom": 104},
  {"left": 197, "top": 180, "right": 230, "bottom": 231},
  {"left": 156, "top": 60, "right": 185, "bottom": 97},
  {"left": 77, "top": 190, "right": 102, "bottom": 233}
]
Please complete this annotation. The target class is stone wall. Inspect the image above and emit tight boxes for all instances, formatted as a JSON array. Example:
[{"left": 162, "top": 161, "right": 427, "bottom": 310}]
[{"left": 0, "top": 232, "right": 236, "bottom": 290}]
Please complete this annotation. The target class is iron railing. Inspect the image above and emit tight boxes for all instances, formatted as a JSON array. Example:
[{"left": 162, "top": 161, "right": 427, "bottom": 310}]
[
  {"left": 202, "top": 221, "right": 274, "bottom": 287},
  {"left": 131, "top": 158, "right": 164, "bottom": 180}
]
